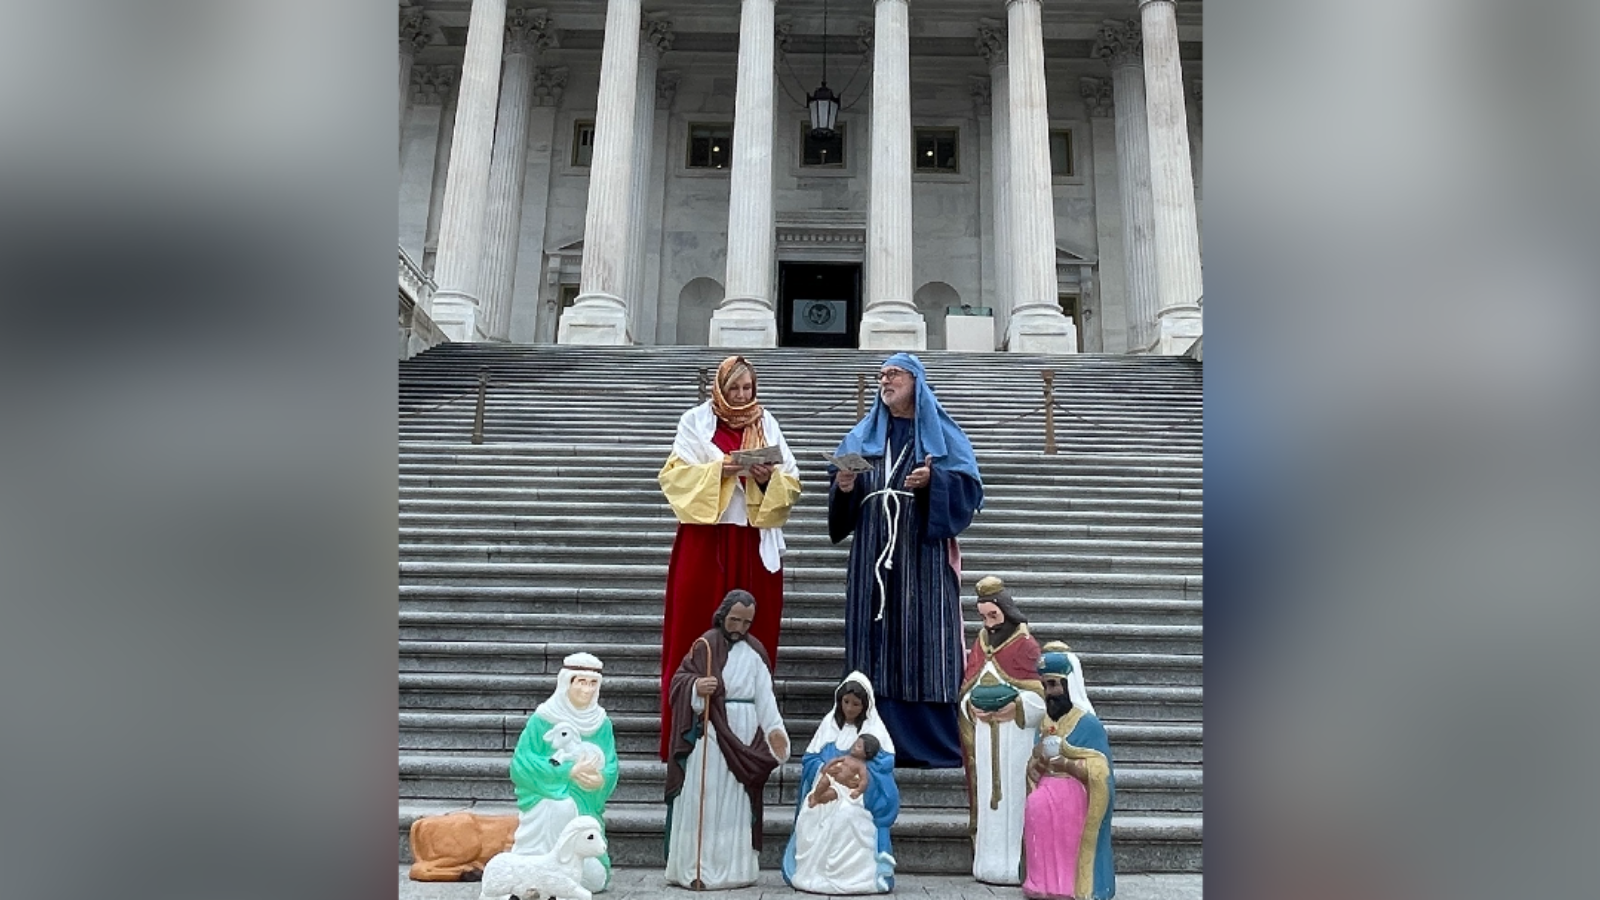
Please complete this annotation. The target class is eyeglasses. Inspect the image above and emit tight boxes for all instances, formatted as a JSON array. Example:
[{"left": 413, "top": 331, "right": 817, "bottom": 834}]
[{"left": 877, "top": 369, "right": 910, "bottom": 382}]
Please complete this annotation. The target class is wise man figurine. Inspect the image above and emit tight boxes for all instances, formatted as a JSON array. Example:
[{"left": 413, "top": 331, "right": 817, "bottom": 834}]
[
  {"left": 664, "top": 589, "right": 789, "bottom": 890},
  {"left": 959, "top": 575, "right": 1046, "bottom": 885},
  {"left": 507, "top": 651, "right": 620, "bottom": 893}
]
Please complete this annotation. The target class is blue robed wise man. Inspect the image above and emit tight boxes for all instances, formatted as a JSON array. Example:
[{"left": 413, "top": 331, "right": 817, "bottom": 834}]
[{"left": 828, "top": 352, "right": 984, "bottom": 769}]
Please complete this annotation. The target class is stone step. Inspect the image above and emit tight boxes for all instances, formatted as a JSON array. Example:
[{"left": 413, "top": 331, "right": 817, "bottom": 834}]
[
  {"left": 396, "top": 612, "right": 1204, "bottom": 652},
  {"left": 397, "top": 445, "right": 1203, "bottom": 473},
  {"left": 398, "top": 674, "right": 1203, "bottom": 723},
  {"left": 398, "top": 511, "right": 1203, "bottom": 540},
  {"left": 397, "top": 711, "right": 1203, "bottom": 765},
  {"left": 396, "top": 491, "right": 1204, "bottom": 518},
  {"left": 397, "top": 754, "right": 1203, "bottom": 813},
  {"left": 396, "top": 479, "right": 1205, "bottom": 504},
  {"left": 396, "top": 800, "right": 1204, "bottom": 873},
  {"left": 397, "top": 640, "right": 1203, "bottom": 686}
]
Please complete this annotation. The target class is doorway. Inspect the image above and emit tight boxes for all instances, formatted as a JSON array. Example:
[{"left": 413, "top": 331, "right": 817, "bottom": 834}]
[{"left": 779, "top": 263, "right": 861, "bottom": 348}]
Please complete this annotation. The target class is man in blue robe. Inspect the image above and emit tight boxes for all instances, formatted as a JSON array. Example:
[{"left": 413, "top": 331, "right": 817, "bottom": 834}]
[{"left": 828, "top": 353, "right": 984, "bottom": 768}]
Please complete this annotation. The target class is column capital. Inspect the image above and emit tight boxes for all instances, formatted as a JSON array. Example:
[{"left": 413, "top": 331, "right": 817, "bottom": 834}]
[
  {"left": 774, "top": 18, "right": 792, "bottom": 60},
  {"left": 656, "top": 70, "right": 680, "bottom": 109},
  {"left": 975, "top": 21, "right": 1007, "bottom": 67},
  {"left": 400, "top": 7, "right": 433, "bottom": 54},
  {"left": 1079, "top": 76, "right": 1113, "bottom": 118},
  {"left": 1092, "top": 19, "right": 1142, "bottom": 69},
  {"left": 642, "top": 16, "right": 675, "bottom": 57},
  {"left": 411, "top": 65, "right": 459, "bottom": 106},
  {"left": 970, "top": 75, "right": 991, "bottom": 115},
  {"left": 505, "top": 7, "right": 556, "bottom": 56},
  {"left": 531, "top": 66, "right": 568, "bottom": 107},
  {"left": 856, "top": 21, "right": 875, "bottom": 58},
  {"left": 1137, "top": 0, "right": 1179, "bottom": 8}
]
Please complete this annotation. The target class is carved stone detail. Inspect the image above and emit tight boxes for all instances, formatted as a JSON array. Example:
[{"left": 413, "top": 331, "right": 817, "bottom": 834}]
[
  {"left": 656, "top": 70, "right": 680, "bottom": 110},
  {"left": 412, "top": 65, "right": 458, "bottom": 106},
  {"left": 1079, "top": 76, "right": 1113, "bottom": 118},
  {"left": 975, "top": 21, "right": 1006, "bottom": 67},
  {"left": 970, "top": 75, "right": 991, "bottom": 115},
  {"left": 506, "top": 7, "right": 555, "bottom": 56},
  {"left": 856, "top": 21, "right": 874, "bottom": 57},
  {"left": 400, "top": 8, "right": 433, "bottom": 54},
  {"left": 531, "top": 66, "right": 568, "bottom": 107},
  {"left": 774, "top": 19, "right": 792, "bottom": 60},
  {"left": 1091, "top": 19, "right": 1142, "bottom": 69},
  {"left": 1190, "top": 77, "right": 1202, "bottom": 105},
  {"left": 642, "top": 16, "right": 675, "bottom": 56}
]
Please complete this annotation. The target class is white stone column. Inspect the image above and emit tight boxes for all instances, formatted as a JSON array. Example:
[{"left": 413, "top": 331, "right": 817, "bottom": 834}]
[
  {"left": 431, "top": 0, "right": 509, "bottom": 341},
  {"left": 859, "top": 0, "right": 923, "bottom": 350},
  {"left": 1188, "top": 76, "right": 1202, "bottom": 248},
  {"left": 509, "top": 67, "right": 567, "bottom": 344},
  {"left": 642, "top": 72, "right": 679, "bottom": 343},
  {"left": 1094, "top": 19, "right": 1160, "bottom": 354},
  {"left": 1004, "top": 0, "right": 1076, "bottom": 353},
  {"left": 419, "top": 66, "right": 458, "bottom": 277},
  {"left": 399, "top": 8, "right": 432, "bottom": 133},
  {"left": 560, "top": 0, "right": 644, "bottom": 345},
  {"left": 1080, "top": 75, "right": 1129, "bottom": 353},
  {"left": 626, "top": 18, "right": 673, "bottom": 344},
  {"left": 976, "top": 23, "right": 1013, "bottom": 347},
  {"left": 711, "top": 0, "right": 780, "bottom": 348},
  {"left": 1138, "top": 0, "right": 1202, "bottom": 354},
  {"left": 478, "top": 9, "right": 553, "bottom": 342}
]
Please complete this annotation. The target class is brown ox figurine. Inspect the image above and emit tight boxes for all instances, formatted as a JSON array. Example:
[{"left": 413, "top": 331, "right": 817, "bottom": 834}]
[{"left": 407, "top": 812, "right": 518, "bottom": 882}]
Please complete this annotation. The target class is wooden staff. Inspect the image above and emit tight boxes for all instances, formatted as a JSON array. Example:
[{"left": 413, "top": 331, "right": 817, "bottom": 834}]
[{"left": 694, "top": 637, "right": 712, "bottom": 889}]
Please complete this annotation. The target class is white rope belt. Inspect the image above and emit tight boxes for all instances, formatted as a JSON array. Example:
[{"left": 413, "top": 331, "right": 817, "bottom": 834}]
[{"left": 863, "top": 486, "right": 915, "bottom": 621}]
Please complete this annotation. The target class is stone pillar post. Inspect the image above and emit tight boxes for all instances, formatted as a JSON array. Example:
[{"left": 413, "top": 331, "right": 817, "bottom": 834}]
[
  {"left": 711, "top": 0, "right": 780, "bottom": 348},
  {"left": 419, "top": 66, "right": 459, "bottom": 277},
  {"left": 509, "top": 67, "right": 567, "bottom": 343},
  {"left": 479, "top": 9, "right": 554, "bottom": 342},
  {"left": 1004, "top": 0, "right": 1076, "bottom": 353},
  {"left": 560, "top": 0, "right": 644, "bottom": 344},
  {"left": 626, "top": 18, "right": 673, "bottom": 344},
  {"left": 399, "top": 7, "right": 432, "bottom": 128},
  {"left": 641, "top": 72, "right": 679, "bottom": 343},
  {"left": 859, "top": 0, "right": 923, "bottom": 350},
  {"left": 401, "top": 67, "right": 449, "bottom": 263},
  {"left": 1137, "top": 0, "right": 1203, "bottom": 354},
  {"left": 1080, "top": 75, "right": 1129, "bottom": 353},
  {"left": 976, "top": 23, "right": 1013, "bottom": 347},
  {"left": 431, "top": 0, "right": 509, "bottom": 341},
  {"left": 1094, "top": 19, "right": 1160, "bottom": 353}
]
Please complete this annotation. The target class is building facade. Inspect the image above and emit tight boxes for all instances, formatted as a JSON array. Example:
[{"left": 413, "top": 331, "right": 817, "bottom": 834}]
[{"left": 398, "top": 0, "right": 1202, "bottom": 354}]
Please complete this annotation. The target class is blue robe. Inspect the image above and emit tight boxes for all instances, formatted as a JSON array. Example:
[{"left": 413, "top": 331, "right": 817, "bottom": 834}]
[
  {"left": 829, "top": 415, "right": 983, "bottom": 767},
  {"left": 781, "top": 744, "right": 901, "bottom": 892}
]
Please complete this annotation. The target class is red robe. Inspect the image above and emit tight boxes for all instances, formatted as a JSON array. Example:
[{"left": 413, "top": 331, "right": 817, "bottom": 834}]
[{"left": 658, "top": 421, "right": 785, "bottom": 760}]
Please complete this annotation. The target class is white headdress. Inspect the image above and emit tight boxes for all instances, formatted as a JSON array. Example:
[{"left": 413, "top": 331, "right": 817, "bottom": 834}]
[
  {"left": 805, "top": 670, "right": 897, "bottom": 757},
  {"left": 535, "top": 652, "right": 607, "bottom": 736}
]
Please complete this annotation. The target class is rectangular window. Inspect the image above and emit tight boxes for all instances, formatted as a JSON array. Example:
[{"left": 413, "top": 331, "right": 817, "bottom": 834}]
[
  {"left": 801, "top": 122, "right": 846, "bottom": 168},
  {"left": 572, "top": 120, "right": 595, "bottom": 167},
  {"left": 687, "top": 124, "right": 733, "bottom": 169},
  {"left": 914, "top": 128, "right": 959, "bottom": 173},
  {"left": 559, "top": 284, "right": 580, "bottom": 308},
  {"left": 1050, "top": 129, "right": 1074, "bottom": 177}
]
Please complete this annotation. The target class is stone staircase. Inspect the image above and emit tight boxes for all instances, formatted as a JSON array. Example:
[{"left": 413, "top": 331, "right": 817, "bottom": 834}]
[{"left": 398, "top": 344, "right": 1203, "bottom": 874}]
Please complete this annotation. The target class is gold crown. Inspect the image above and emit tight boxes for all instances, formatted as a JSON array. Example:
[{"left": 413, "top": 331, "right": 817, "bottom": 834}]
[{"left": 975, "top": 576, "right": 1006, "bottom": 598}]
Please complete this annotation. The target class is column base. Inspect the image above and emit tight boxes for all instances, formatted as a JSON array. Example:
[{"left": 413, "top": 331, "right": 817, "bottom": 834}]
[
  {"left": 708, "top": 301, "right": 777, "bottom": 348},
  {"left": 1154, "top": 305, "right": 1202, "bottom": 356},
  {"left": 557, "top": 293, "right": 632, "bottom": 345},
  {"left": 858, "top": 306, "right": 927, "bottom": 351},
  {"left": 1006, "top": 306, "right": 1079, "bottom": 354},
  {"left": 431, "top": 291, "right": 481, "bottom": 343}
]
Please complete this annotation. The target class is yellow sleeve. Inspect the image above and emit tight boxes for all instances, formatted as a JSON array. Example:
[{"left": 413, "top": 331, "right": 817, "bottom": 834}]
[
  {"left": 659, "top": 454, "right": 734, "bottom": 524},
  {"left": 745, "top": 469, "right": 802, "bottom": 529}
]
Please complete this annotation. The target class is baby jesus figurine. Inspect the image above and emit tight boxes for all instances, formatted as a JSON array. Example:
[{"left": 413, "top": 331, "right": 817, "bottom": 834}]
[{"left": 806, "top": 735, "right": 880, "bottom": 808}]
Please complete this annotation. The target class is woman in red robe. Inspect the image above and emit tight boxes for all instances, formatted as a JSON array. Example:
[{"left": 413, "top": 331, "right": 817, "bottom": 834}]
[{"left": 656, "top": 356, "right": 801, "bottom": 759}]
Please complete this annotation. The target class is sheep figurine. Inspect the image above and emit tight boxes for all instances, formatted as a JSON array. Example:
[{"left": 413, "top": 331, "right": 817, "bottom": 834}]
[
  {"left": 478, "top": 815, "right": 607, "bottom": 900},
  {"left": 542, "top": 722, "right": 604, "bottom": 769}
]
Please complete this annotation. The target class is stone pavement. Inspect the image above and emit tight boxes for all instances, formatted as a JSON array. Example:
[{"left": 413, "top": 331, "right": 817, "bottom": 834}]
[{"left": 397, "top": 867, "right": 1203, "bottom": 899}]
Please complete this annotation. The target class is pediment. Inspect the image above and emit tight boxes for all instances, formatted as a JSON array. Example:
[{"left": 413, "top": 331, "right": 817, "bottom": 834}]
[{"left": 1055, "top": 244, "right": 1096, "bottom": 265}]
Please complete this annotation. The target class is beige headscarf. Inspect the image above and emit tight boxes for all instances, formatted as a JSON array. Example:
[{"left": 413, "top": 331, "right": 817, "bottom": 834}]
[{"left": 710, "top": 355, "right": 767, "bottom": 449}]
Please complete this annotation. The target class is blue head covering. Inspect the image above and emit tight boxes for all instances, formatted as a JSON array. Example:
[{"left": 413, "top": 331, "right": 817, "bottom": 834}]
[
  {"left": 834, "top": 352, "right": 983, "bottom": 487},
  {"left": 1038, "top": 649, "right": 1076, "bottom": 678}
]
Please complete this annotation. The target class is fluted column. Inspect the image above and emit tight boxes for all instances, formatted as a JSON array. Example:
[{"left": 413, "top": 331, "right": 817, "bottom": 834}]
[
  {"left": 859, "top": 0, "right": 923, "bottom": 350},
  {"left": 1004, "top": 0, "right": 1076, "bottom": 353},
  {"left": 511, "top": 67, "right": 567, "bottom": 343},
  {"left": 479, "top": 9, "right": 554, "bottom": 341},
  {"left": 399, "top": 8, "right": 432, "bottom": 128},
  {"left": 1081, "top": 75, "right": 1129, "bottom": 353},
  {"left": 1093, "top": 19, "right": 1160, "bottom": 353},
  {"left": 710, "top": 0, "right": 780, "bottom": 348},
  {"left": 976, "top": 23, "right": 1013, "bottom": 347},
  {"left": 419, "top": 66, "right": 459, "bottom": 277},
  {"left": 626, "top": 18, "right": 673, "bottom": 344},
  {"left": 560, "top": 0, "right": 644, "bottom": 345},
  {"left": 432, "top": 0, "right": 509, "bottom": 341},
  {"left": 1138, "top": 0, "right": 1202, "bottom": 354}
]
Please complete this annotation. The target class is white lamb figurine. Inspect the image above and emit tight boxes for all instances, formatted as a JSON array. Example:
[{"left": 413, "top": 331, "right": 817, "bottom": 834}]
[
  {"left": 479, "top": 815, "right": 607, "bottom": 900},
  {"left": 542, "top": 722, "right": 604, "bottom": 769}
]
